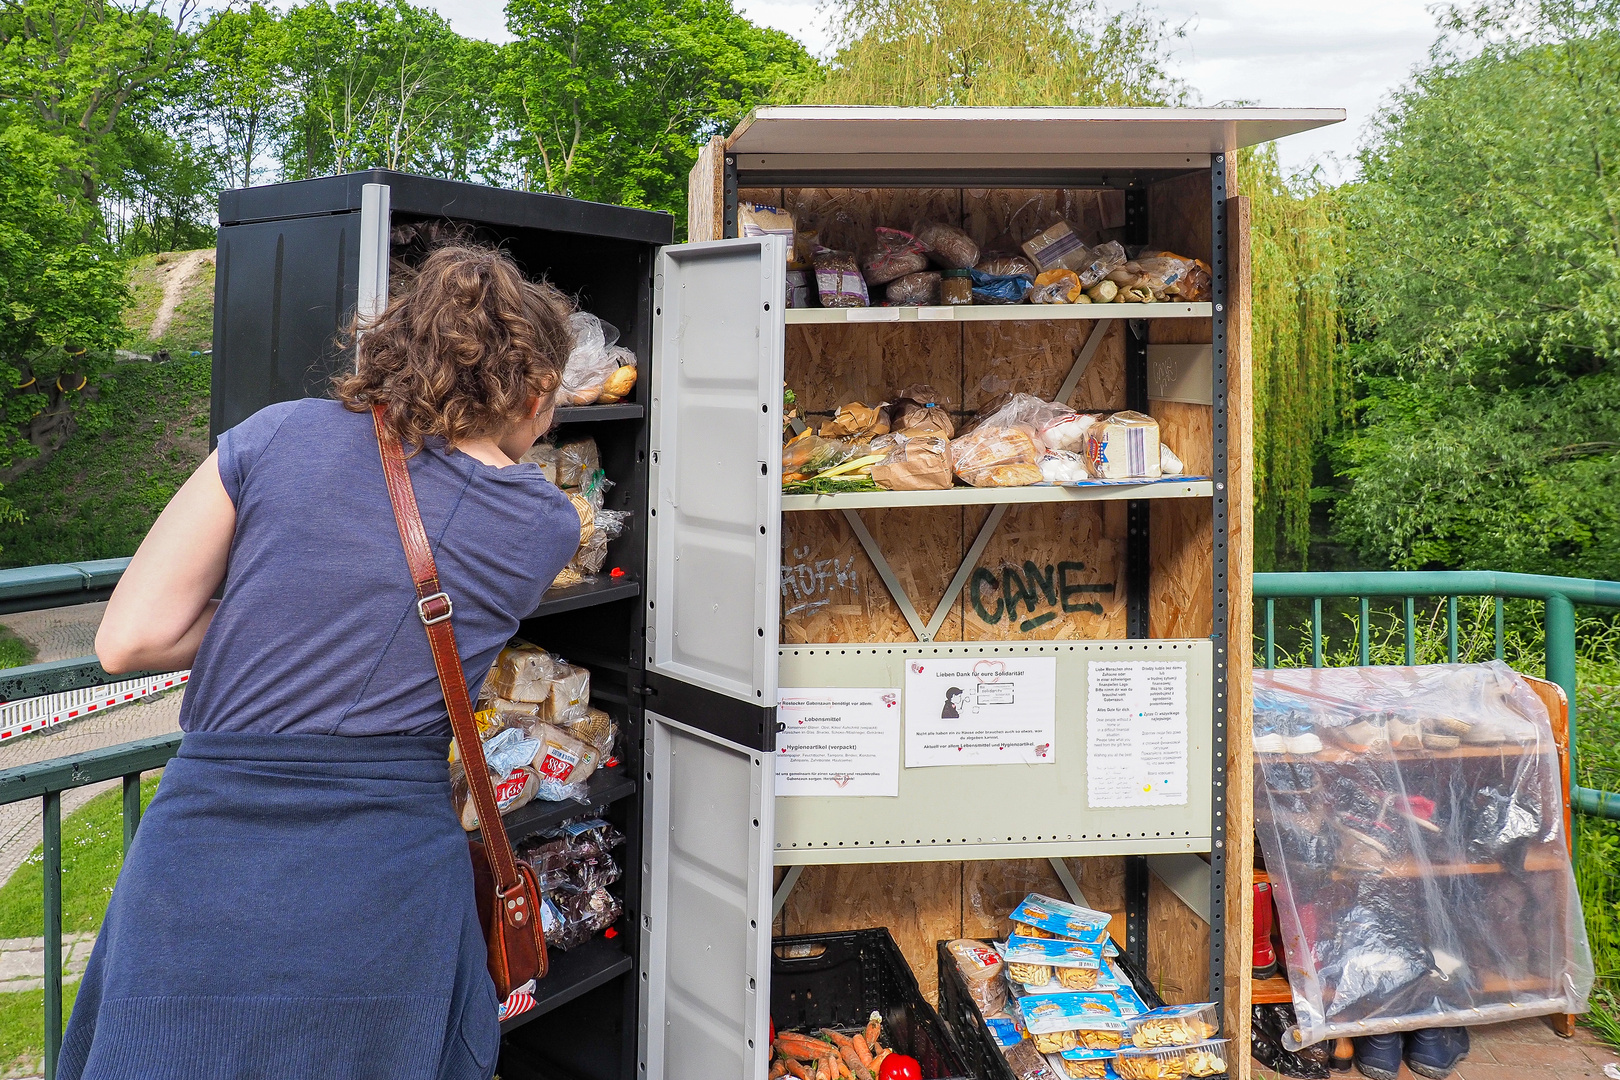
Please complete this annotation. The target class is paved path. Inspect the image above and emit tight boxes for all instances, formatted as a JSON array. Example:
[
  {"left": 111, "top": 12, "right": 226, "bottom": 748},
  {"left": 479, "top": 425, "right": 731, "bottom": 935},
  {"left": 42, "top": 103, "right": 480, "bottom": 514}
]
[{"left": 0, "top": 602, "right": 106, "bottom": 665}]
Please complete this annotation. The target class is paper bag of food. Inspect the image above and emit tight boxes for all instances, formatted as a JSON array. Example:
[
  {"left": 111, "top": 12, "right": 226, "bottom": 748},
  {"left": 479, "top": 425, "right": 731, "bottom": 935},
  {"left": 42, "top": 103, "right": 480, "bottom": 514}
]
[
  {"left": 891, "top": 384, "right": 955, "bottom": 438},
  {"left": 872, "top": 434, "right": 953, "bottom": 490}
]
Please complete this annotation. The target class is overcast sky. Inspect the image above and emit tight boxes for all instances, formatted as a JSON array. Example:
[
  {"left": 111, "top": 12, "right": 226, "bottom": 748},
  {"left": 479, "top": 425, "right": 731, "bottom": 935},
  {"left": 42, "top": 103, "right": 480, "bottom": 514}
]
[{"left": 371, "top": 0, "right": 1449, "bottom": 180}]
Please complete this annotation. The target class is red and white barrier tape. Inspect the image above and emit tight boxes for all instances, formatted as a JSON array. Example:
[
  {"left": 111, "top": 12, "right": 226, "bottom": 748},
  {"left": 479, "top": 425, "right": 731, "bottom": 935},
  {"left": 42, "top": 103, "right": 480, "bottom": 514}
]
[{"left": 0, "top": 670, "right": 190, "bottom": 742}]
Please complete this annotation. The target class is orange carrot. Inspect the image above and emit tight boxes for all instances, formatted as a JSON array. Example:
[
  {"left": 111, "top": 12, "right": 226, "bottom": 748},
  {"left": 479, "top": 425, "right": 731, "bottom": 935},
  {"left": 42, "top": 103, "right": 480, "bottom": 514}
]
[
  {"left": 820, "top": 1030, "right": 875, "bottom": 1080},
  {"left": 870, "top": 1048, "right": 890, "bottom": 1072},
  {"left": 776, "top": 1034, "right": 836, "bottom": 1060},
  {"left": 770, "top": 1061, "right": 788, "bottom": 1079},
  {"left": 851, "top": 1034, "right": 873, "bottom": 1067},
  {"left": 781, "top": 1058, "right": 812, "bottom": 1080},
  {"left": 815, "top": 1056, "right": 833, "bottom": 1080},
  {"left": 865, "top": 1014, "right": 882, "bottom": 1048}
]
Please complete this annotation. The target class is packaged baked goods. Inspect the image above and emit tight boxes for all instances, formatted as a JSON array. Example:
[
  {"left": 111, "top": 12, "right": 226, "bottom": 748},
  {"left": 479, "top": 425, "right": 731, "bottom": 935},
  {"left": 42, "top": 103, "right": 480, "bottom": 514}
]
[
  {"left": 453, "top": 760, "right": 540, "bottom": 831},
  {"left": 533, "top": 721, "right": 599, "bottom": 789},
  {"left": 1116, "top": 252, "right": 1211, "bottom": 302},
  {"left": 891, "top": 384, "right": 955, "bottom": 438},
  {"left": 487, "top": 641, "right": 563, "bottom": 703},
  {"left": 1015, "top": 957, "right": 1129, "bottom": 996},
  {"left": 596, "top": 362, "right": 636, "bottom": 405},
  {"left": 999, "top": 936, "right": 1105, "bottom": 990},
  {"left": 1055, "top": 1047, "right": 1119, "bottom": 1079},
  {"left": 557, "top": 437, "right": 601, "bottom": 490},
  {"left": 820, "top": 400, "right": 890, "bottom": 439},
  {"left": 861, "top": 227, "right": 929, "bottom": 284},
  {"left": 940, "top": 268, "right": 973, "bottom": 304},
  {"left": 520, "top": 441, "right": 559, "bottom": 484},
  {"left": 977, "top": 251, "right": 1038, "bottom": 278},
  {"left": 1125, "top": 1004, "right": 1218, "bottom": 1049},
  {"left": 1030, "top": 269, "right": 1083, "bottom": 304},
  {"left": 886, "top": 270, "right": 941, "bottom": 305},
  {"left": 871, "top": 433, "right": 952, "bottom": 491},
  {"left": 1002, "top": 1039, "right": 1062, "bottom": 1080},
  {"left": 951, "top": 426, "right": 1041, "bottom": 487},
  {"left": 558, "top": 705, "right": 616, "bottom": 759},
  {"left": 786, "top": 269, "right": 814, "bottom": 308},
  {"left": 1022, "top": 221, "right": 1091, "bottom": 273},
  {"left": 813, "top": 248, "right": 869, "bottom": 307},
  {"left": 1114, "top": 1040, "right": 1226, "bottom": 1080},
  {"left": 1084, "top": 411, "right": 1162, "bottom": 480},
  {"left": 540, "top": 883, "right": 622, "bottom": 950},
  {"left": 740, "top": 202, "right": 795, "bottom": 242},
  {"left": 1077, "top": 241, "right": 1127, "bottom": 287},
  {"left": 1017, "top": 991, "right": 1129, "bottom": 1054},
  {"left": 970, "top": 268, "right": 1033, "bottom": 304},
  {"left": 1039, "top": 411, "right": 1093, "bottom": 452},
  {"left": 559, "top": 313, "right": 636, "bottom": 406},
  {"left": 914, "top": 220, "right": 980, "bottom": 269},
  {"left": 1011, "top": 893, "right": 1113, "bottom": 939},
  {"left": 546, "top": 660, "right": 591, "bottom": 719},
  {"left": 947, "top": 939, "right": 1007, "bottom": 1015}
]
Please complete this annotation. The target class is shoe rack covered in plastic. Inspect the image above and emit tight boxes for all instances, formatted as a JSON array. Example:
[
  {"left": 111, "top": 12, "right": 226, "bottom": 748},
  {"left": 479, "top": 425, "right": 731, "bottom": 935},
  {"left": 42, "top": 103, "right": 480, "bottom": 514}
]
[{"left": 1252, "top": 662, "right": 1593, "bottom": 1048}]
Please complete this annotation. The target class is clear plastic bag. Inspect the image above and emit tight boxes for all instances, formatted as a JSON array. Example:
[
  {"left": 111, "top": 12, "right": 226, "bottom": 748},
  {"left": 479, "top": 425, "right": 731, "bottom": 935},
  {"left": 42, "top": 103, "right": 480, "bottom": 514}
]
[
  {"left": 915, "top": 220, "right": 981, "bottom": 269},
  {"left": 557, "top": 438, "right": 601, "bottom": 490},
  {"left": 782, "top": 432, "right": 860, "bottom": 479},
  {"left": 1021, "top": 221, "right": 1091, "bottom": 273},
  {"left": 950, "top": 425, "right": 1042, "bottom": 487},
  {"left": 813, "top": 248, "right": 869, "bottom": 307},
  {"left": 977, "top": 252, "right": 1038, "bottom": 278},
  {"left": 1039, "top": 450, "right": 1089, "bottom": 483},
  {"left": 885, "top": 270, "right": 941, "bottom": 306},
  {"left": 946, "top": 939, "right": 1008, "bottom": 1016},
  {"left": 1111, "top": 251, "right": 1212, "bottom": 302},
  {"left": 1253, "top": 662, "right": 1594, "bottom": 1049},
  {"left": 1077, "top": 241, "right": 1126, "bottom": 287},
  {"left": 541, "top": 885, "right": 623, "bottom": 950},
  {"left": 861, "top": 227, "right": 929, "bottom": 284},
  {"left": 1030, "top": 269, "right": 1082, "bottom": 304},
  {"left": 1084, "top": 411, "right": 1161, "bottom": 479},
  {"left": 559, "top": 313, "right": 624, "bottom": 405},
  {"left": 486, "top": 641, "right": 562, "bottom": 703}
]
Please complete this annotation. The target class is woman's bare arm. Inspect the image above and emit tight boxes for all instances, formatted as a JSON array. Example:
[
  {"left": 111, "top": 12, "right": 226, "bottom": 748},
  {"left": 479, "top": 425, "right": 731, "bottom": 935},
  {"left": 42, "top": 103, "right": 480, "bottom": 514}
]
[{"left": 96, "top": 451, "right": 236, "bottom": 674}]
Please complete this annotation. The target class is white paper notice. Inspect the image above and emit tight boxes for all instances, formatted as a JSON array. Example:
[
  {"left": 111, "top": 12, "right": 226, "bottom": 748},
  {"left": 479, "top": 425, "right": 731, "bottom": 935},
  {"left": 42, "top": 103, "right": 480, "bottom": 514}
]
[
  {"left": 776, "top": 688, "right": 901, "bottom": 797},
  {"left": 904, "top": 657, "right": 1057, "bottom": 767},
  {"left": 1086, "top": 661, "right": 1188, "bottom": 807}
]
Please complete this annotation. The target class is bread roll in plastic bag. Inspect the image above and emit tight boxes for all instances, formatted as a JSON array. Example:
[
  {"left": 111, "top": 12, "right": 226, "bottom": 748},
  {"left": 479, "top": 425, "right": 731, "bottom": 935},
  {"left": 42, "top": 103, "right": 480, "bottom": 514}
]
[
  {"left": 453, "top": 760, "right": 539, "bottom": 831},
  {"left": 914, "top": 221, "right": 980, "bottom": 269},
  {"left": 557, "top": 438, "right": 600, "bottom": 490},
  {"left": 976, "top": 252, "right": 1038, "bottom": 278},
  {"left": 885, "top": 270, "right": 941, "bottom": 305},
  {"left": 861, "top": 227, "right": 929, "bottom": 284},
  {"left": 559, "top": 313, "right": 622, "bottom": 405},
  {"left": 1077, "top": 241, "right": 1126, "bottom": 287},
  {"left": 558, "top": 705, "right": 617, "bottom": 759},
  {"left": 533, "top": 721, "right": 599, "bottom": 787},
  {"left": 520, "top": 441, "right": 559, "bottom": 484},
  {"left": 951, "top": 426, "right": 1042, "bottom": 487},
  {"left": 546, "top": 661, "right": 591, "bottom": 719},
  {"left": 1030, "top": 269, "right": 1083, "bottom": 304},
  {"left": 948, "top": 938, "right": 1008, "bottom": 1015},
  {"left": 1084, "top": 410, "right": 1161, "bottom": 479},
  {"left": 487, "top": 641, "right": 562, "bottom": 703}
]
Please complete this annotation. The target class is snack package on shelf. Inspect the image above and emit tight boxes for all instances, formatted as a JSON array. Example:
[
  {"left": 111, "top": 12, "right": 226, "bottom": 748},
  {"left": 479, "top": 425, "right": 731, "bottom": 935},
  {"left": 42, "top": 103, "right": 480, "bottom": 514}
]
[
  {"left": 1010, "top": 894, "right": 1114, "bottom": 940},
  {"left": 977, "top": 252, "right": 1039, "bottom": 278},
  {"left": 741, "top": 203, "right": 795, "bottom": 242},
  {"left": 891, "top": 384, "right": 956, "bottom": 438},
  {"left": 862, "top": 227, "right": 930, "bottom": 284},
  {"left": 1114, "top": 1039, "right": 1228, "bottom": 1080},
  {"left": 871, "top": 433, "right": 952, "bottom": 491},
  {"left": 1254, "top": 662, "right": 1593, "bottom": 1050},
  {"left": 1124, "top": 1004, "right": 1218, "bottom": 1049},
  {"left": 786, "top": 270, "right": 815, "bottom": 309},
  {"left": 1054, "top": 1047, "right": 1120, "bottom": 1079},
  {"left": 1016, "top": 991, "right": 1129, "bottom": 1054},
  {"left": 541, "top": 885, "right": 623, "bottom": 950},
  {"left": 997, "top": 936, "right": 1106, "bottom": 991},
  {"left": 915, "top": 220, "right": 981, "bottom": 269},
  {"left": 1077, "top": 242, "right": 1127, "bottom": 287},
  {"left": 947, "top": 938, "right": 1009, "bottom": 1016},
  {"left": 1083, "top": 411, "right": 1161, "bottom": 480},
  {"left": 886, "top": 270, "right": 942, "bottom": 305},
  {"left": 813, "top": 248, "right": 869, "bottom": 307},
  {"left": 970, "top": 268, "right": 1034, "bottom": 305},
  {"left": 1021, "top": 221, "right": 1091, "bottom": 274},
  {"left": 1030, "top": 269, "right": 1083, "bottom": 304},
  {"left": 985, "top": 1009, "right": 1026, "bottom": 1048}
]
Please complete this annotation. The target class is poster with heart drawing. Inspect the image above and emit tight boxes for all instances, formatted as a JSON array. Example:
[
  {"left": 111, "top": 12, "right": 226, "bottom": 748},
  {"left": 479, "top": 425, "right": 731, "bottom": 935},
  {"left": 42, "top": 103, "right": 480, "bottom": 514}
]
[{"left": 903, "top": 656, "right": 1057, "bottom": 766}]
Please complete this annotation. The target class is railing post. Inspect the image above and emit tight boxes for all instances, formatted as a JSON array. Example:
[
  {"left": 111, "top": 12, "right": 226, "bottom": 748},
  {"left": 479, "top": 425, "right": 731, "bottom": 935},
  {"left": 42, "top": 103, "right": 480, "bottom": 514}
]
[
  {"left": 1264, "top": 599, "right": 1275, "bottom": 669},
  {"left": 1311, "top": 598, "right": 1323, "bottom": 668},
  {"left": 1359, "top": 598, "right": 1370, "bottom": 666},
  {"left": 1494, "top": 596, "right": 1504, "bottom": 660},
  {"left": 1545, "top": 593, "right": 1578, "bottom": 799},
  {"left": 1446, "top": 596, "right": 1458, "bottom": 662},
  {"left": 123, "top": 772, "right": 142, "bottom": 853},
  {"left": 1404, "top": 597, "right": 1416, "bottom": 665},
  {"left": 43, "top": 790, "right": 62, "bottom": 1080}
]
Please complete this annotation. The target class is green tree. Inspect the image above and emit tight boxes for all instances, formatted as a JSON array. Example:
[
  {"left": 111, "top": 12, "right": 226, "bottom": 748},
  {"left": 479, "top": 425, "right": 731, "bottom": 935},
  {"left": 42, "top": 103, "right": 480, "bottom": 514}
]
[
  {"left": 1334, "top": 0, "right": 1620, "bottom": 576},
  {"left": 806, "top": 0, "right": 1187, "bottom": 107},
  {"left": 192, "top": 2, "right": 285, "bottom": 189},
  {"left": 496, "top": 0, "right": 815, "bottom": 224}
]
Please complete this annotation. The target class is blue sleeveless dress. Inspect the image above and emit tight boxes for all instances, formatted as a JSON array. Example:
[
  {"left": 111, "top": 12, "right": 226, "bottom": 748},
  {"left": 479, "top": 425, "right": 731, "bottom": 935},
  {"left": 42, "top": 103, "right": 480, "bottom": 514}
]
[{"left": 59, "top": 399, "right": 579, "bottom": 1080}]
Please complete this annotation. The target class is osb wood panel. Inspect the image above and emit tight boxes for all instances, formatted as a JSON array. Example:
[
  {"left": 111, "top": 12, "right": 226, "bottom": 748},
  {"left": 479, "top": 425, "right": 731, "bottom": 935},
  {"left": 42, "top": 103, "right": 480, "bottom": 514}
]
[
  {"left": 1148, "top": 171, "right": 1211, "bottom": 264},
  {"left": 688, "top": 136, "right": 724, "bottom": 243},
  {"left": 1147, "top": 874, "right": 1210, "bottom": 1005},
  {"left": 781, "top": 861, "right": 964, "bottom": 1007},
  {"left": 962, "top": 320, "right": 1125, "bottom": 414},
  {"left": 962, "top": 503, "right": 1125, "bottom": 641},
  {"left": 786, "top": 323, "right": 962, "bottom": 416},
  {"left": 961, "top": 189, "right": 1128, "bottom": 254},
  {"left": 958, "top": 856, "right": 1125, "bottom": 942},
  {"left": 781, "top": 508, "right": 964, "bottom": 644},
  {"left": 786, "top": 188, "right": 962, "bottom": 258}
]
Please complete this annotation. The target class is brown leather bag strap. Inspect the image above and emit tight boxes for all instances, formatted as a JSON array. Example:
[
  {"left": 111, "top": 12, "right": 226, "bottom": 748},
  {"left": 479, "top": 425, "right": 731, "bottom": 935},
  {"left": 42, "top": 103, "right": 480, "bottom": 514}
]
[{"left": 371, "top": 404, "right": 524, "bottom": 898}]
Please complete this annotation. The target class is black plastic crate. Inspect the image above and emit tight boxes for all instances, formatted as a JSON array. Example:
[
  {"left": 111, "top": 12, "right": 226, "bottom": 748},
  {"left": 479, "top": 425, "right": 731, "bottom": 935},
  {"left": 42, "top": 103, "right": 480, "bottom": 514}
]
[
  {"left": 772, "top": 928, "right": 972, "bottom": 1080},
  {"left": 937, "top": 938, "right": 1197, "bottom": 1080}
]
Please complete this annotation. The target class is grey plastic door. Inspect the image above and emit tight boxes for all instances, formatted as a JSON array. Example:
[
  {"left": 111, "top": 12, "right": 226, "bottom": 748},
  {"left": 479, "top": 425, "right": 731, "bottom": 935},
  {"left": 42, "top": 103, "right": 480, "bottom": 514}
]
[
  {"left": 638, "top": 709, "right": 775, "bottom": 1079},
  {"left": 645, "top": 236, "right": 786, "bottom": 707}
]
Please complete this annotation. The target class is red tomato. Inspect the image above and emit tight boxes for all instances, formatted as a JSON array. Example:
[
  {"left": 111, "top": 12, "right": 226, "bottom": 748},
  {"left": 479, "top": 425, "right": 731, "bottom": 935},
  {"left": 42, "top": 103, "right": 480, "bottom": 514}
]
[{"left": 878, "top": 1053, "right": 922, "bottom": 1080}]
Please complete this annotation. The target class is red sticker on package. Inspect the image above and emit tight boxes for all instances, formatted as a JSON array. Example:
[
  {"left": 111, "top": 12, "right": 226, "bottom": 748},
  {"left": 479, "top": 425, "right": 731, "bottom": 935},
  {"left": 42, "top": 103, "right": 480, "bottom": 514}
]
[
  {"left": 537, "top": 745, "right": 580, "bottom": 782},
  {"left": 494, "top": 773, "right": 528, "bottom": 807}
]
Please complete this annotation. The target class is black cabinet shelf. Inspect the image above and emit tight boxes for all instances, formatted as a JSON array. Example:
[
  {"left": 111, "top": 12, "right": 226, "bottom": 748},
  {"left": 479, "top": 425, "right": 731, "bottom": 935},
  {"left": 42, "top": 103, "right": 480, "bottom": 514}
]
[
  {"left": 500, "top": 936, "right": 634, "bottom": 1033},
  {"left": 552, "top": 404, "right": 643, "bottom": 424},
  {"left": 530, "top": 578, "right": 640, "bottom": 618},
  {"left": 476, "top": 769, "right": 638, "bottom": 846}
]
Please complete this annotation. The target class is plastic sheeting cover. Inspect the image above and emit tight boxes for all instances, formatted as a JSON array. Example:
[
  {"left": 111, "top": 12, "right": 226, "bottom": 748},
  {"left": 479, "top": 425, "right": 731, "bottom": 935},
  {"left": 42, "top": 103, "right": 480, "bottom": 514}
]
[{"left": 1253, "top": 662, "right": 1593, "bottom": 1049}]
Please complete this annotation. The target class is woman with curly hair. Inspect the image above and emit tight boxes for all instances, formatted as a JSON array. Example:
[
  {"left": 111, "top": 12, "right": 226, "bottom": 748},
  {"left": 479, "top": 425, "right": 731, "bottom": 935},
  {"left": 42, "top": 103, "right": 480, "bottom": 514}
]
[{"left": 64, "top": 244, "right": 581, "bottom": 1080}]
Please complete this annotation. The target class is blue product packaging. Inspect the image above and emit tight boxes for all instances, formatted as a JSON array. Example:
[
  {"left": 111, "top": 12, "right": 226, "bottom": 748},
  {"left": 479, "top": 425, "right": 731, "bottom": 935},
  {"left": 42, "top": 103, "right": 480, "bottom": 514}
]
[
  {"left": 1015, "top": 991, "right": 1128, "bottom": 1035},
  {"left": 1009, "top": 893, "right": 1112, "bottom": 939}
]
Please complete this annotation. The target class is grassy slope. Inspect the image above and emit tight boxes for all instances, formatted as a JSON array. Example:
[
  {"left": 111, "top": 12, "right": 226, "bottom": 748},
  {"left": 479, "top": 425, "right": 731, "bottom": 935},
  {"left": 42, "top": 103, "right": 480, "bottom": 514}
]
[{"left": 123, "top": 250, "right": 215, "bottom": 355}]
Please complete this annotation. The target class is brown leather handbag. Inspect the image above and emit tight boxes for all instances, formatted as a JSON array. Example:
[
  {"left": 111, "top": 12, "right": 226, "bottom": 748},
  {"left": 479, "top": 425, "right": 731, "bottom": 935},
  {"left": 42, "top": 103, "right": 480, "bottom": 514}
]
[{"left": 372, "top": 403, "right": 548, "bottom": 999}]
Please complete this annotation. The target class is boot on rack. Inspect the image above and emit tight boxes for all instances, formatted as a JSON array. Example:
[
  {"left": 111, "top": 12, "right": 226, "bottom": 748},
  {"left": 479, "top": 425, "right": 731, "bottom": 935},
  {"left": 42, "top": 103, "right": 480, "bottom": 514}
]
[{"left": 1254, "top": 880, "right": 1278, "bottom": 979}]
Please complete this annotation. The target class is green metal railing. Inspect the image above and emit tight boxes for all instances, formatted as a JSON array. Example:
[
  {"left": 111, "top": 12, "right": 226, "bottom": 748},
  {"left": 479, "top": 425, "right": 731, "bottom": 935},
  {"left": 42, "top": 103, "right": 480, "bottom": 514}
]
[
  {"left": 0, "top": 735, "right": 181, "bottom": 1079},
  {"left": 1254, "top": 570, "right": 1620, "bottom": 820}
]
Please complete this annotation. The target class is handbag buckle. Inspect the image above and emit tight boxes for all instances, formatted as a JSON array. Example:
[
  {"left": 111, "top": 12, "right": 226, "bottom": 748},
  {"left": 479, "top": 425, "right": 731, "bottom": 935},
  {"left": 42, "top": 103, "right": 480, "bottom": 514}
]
[{"left": 418, "top": 591, "right": 453, "bottom": 625}]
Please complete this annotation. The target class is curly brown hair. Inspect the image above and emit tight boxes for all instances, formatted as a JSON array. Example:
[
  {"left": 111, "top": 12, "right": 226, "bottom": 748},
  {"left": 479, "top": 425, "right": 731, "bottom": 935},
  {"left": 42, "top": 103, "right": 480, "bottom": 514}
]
[{"left": 333, "top": 243, "right": 575, "bottom": 449}]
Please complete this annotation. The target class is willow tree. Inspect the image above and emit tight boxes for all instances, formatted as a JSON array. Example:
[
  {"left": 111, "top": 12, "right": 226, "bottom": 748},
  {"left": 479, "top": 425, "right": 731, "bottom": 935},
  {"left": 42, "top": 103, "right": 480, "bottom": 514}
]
[{"left": 804, "top": 0, "right": 1345, "bottom": 566}]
